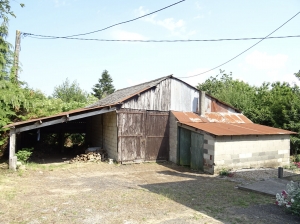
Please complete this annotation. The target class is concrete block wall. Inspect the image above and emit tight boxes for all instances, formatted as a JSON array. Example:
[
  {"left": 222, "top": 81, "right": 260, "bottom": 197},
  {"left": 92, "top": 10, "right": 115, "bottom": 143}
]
[
  {"left": 103, "top": 112, "right": 118, "bottom": 161},
  {"left": 86, "top": 115, "right": 103, "bottom": 147},
  {"left": 203, "top": 133, "right": 216, "bottom": 174},
  {"left": 169, "top": 112, "right": 178, "bottom": 163},
  {"left": 214, "top": 135, "right": 290, "bottom": 172}
]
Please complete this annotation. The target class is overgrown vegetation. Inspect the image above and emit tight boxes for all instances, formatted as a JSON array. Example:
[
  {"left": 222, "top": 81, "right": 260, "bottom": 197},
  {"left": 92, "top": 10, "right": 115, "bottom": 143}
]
[
  {"left": 276, "top": 181, "right": 300, "bottom": 216},
  {"left": 197, "top": 70, "right": 300, "bottom": 155},
  {"left": 15, "top": 147, "right": 33, "bottom": 163}
]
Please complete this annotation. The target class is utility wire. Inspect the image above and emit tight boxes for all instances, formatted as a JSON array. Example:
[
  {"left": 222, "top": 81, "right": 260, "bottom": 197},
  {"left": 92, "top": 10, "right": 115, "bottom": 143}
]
[
  {"left": 176, "top": 11, "right": 300, "bottom": 78},
  {"left": 24, "top": 34, "right": 300, "bottom": 42},
  {"left": 24, "top": 0, "right": 186, "bottom": 39}
]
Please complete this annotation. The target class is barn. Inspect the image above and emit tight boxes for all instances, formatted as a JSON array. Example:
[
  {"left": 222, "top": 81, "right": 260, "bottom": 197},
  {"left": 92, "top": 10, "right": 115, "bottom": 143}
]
[{"left": 4, "top": 75, "right": 294, "bottom": 173}]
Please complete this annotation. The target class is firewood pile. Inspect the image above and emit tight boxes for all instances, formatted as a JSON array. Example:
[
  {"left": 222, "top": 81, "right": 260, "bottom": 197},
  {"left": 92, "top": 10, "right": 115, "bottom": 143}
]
[{"left": 69, "top": 149, "right": 108, "bottom": 163}]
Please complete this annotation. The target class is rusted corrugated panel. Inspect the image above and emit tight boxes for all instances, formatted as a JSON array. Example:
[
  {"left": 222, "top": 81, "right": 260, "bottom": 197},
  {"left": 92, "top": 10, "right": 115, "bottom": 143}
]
[
  {"left": 122, "top": 78, "right": 171, "bottom": 111},
  {"left": 180, "top": 122, "right": 296, "bottom": 136},
  {"left": 204, "top": 113, "right": 252, "bottom": 123},
  {"left": 170, "top": 79, "right": 199, "bottom": 113},
  {"left": 172, "top": 111, "right": 205, "bottom": 123},
  {"left": 205, "top": 95, "right": 239, "bottom": 113},
  {"left": 3, "top": 104, "right": 113, "bottom": 128}
]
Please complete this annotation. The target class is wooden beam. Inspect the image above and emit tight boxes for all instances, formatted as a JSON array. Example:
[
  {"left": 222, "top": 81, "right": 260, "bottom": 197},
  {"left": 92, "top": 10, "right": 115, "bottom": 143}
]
[
  {"left": 9, "top": 129, "right": 17, "bottom": 171},
  {"left": 15, "top": 107, "right": 116, "bottom": 133}
]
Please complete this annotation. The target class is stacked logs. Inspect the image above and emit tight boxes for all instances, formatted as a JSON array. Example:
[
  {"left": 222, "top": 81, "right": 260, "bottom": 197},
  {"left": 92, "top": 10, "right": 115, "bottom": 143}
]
[{"left": 69, "top": 150, "right": 108, "bottom": 163}]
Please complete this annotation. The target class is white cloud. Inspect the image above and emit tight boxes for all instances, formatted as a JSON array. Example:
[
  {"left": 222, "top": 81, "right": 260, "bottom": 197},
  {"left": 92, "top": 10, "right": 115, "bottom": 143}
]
[
  {"left": 136, "top": 6, "right": 187, "bottom": 35},
  {"left": 245, "top": 50, "right": 288, "bottom": 70},
  {"left": 112, "top": 30, "right": 146, "bottom": 40},
  {"left": 54, "top": 0, "right": 66, "bottom": 7}
]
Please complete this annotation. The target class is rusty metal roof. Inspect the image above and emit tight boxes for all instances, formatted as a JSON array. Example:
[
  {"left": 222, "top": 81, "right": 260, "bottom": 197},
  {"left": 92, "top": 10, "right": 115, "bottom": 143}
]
[
  {"left": 172, "top": 111, "right": 295, "bottom": 136},
  {"left": 172, "top": 111, "right": 252, "bottom": 124},
  {"left": 3, "top": 105, "right": 113, "bottom": 129}
]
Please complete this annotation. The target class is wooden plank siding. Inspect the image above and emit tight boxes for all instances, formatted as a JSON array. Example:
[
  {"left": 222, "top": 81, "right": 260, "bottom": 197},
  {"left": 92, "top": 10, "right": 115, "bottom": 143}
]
[
  {"left": 117, "top": 109, "right": 169, "bottom": 163},
  {"left": 170, "top": 78, "right": 199, "bottom": 113},
  {"left": 121, "top": 79, "right": 172, "bottom": 111}
]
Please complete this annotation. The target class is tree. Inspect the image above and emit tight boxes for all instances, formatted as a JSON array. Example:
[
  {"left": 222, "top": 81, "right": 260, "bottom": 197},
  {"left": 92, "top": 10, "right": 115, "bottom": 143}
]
[
  {"left": 92, "top": 70, "right": 115, "bottom": 99},
  {"left": 197, "top": 69, "right": 300, "bottom": 155},
  {"left": 52, "top": 78, "right": 89, "bottom": 103}
]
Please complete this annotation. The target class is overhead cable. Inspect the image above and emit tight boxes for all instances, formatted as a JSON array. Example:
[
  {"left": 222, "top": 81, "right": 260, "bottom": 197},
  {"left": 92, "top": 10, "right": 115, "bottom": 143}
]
[
  {"left": 176, "top": 11, "right": 300, "bottom": 78},
  {"left": 24, "top": 0, "right": 186, "bottom": 39},
  {"left": 23, "top": 34, "right": 300, "bottom": 42}
]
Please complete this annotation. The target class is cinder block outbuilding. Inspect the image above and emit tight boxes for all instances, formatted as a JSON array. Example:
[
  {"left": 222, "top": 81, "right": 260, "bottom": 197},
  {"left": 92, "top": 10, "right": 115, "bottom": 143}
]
[{"left": 4, "top": 75, "right": 295, "bottom": 173}]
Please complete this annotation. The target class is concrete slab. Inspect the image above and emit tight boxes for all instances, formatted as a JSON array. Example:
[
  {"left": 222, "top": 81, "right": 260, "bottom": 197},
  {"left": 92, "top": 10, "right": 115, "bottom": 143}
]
[{"left": 238, "top": 178, "right": 290, "bottom": 196}]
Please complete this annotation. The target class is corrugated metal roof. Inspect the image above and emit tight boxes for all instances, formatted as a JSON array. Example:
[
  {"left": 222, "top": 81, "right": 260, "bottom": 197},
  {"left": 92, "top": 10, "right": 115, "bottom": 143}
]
[
  {"left": 204, "top": 113, "right": 252, "bottom": 123},
  {"left": 172, "top": 111, "right": 295, "bottom": 136},
  {"left": 181, "top": 122, "right": 295, "bottom": 136},
  {"left": 3, "top": 105, "right": 111, "bottom": 128},
  {"left": 172, "top": 111, "right": 252, "bottom": 124}
]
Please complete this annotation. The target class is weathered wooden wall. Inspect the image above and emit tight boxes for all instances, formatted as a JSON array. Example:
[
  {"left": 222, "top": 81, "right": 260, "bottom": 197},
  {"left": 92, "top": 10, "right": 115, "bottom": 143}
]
[
  {"left": 170, "top": 79, "right": 199, "bottom": 113},
  {"left": 121, "top": 79, "right": 171, "bottom": 111}
]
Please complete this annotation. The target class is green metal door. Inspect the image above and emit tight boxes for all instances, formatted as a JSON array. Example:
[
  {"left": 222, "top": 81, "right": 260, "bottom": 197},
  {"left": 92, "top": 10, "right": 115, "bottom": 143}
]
[
  {"left": 179, "top": 127, "right": 191, "bottom": 166},
  {"left": 190, "top": 132, "right": 204, "bottom": 171}
]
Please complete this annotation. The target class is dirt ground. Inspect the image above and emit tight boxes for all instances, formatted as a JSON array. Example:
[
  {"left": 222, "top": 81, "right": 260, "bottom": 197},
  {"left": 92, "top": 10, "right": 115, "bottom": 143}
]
[{"left": 0, "top": 162, "right": 300, "bottom": 224}]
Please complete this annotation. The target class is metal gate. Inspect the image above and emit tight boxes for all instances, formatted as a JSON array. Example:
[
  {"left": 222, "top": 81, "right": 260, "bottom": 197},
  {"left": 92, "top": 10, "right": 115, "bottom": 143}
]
[
  {"left": 190, "top": 132, "right": 204, "bottom": 171},
  {"left": 179, "top": 127, "right": 204, "bottom": 171},
  {"left": 118, "top": 110, "right": 169, "bottom": 162}
]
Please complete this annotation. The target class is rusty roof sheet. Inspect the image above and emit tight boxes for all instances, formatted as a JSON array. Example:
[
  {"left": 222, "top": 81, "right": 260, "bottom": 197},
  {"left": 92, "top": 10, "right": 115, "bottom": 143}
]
[
  {"left": 204, "top": 113, "right": 252, "bottom": 123},
  {"left": 171, "top": 111, "right": 295, "bottom": 136},
  {"left": 3, "top": 105, "right": 113, "bottom": 129},
  {"left": 172, "top": 111, "right": 252, "bottom": 124},
  {"left": 172, "top": 111, "right": 206, "bottom": 123},
  {"left": 181, "top": 122, "right": 295, "bottom": 136}
]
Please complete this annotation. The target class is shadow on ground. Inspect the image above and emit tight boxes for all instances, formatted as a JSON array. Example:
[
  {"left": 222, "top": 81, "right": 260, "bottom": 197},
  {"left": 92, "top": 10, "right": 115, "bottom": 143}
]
[{"left": 140, "top": 163, "right": 300, "bottom": 224}]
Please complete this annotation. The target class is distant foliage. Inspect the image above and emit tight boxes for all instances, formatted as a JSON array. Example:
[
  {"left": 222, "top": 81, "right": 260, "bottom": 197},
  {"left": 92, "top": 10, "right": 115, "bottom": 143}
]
[
  {"left": 197, "top": 70, "right": 300, "bottom": 154},
  {"left": 92, "top": 70, "right": 115, "bottom": 99},
  {"left": 52, "top": 78, "right": 90, "bottom": 103}
]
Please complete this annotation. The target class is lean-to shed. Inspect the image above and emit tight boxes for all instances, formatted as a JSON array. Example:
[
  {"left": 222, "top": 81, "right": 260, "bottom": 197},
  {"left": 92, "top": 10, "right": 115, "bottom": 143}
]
[{"left": 170, "top": 111, "right": 295, "bottom": 174}]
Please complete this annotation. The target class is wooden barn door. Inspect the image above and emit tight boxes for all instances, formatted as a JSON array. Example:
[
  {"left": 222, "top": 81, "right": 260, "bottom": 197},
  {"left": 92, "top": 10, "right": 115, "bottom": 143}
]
[
  {"left": 118, "top": 111, "right": 146, "bottom": 162},
  {"left": 145, "top": 111, "right": 169, "bottom": 161}
]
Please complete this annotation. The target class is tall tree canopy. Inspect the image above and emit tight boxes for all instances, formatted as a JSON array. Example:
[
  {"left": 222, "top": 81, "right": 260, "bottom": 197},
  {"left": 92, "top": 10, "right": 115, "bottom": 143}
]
[
  {"left": 52, "top": 78, "right": 89, "bottom": 103},
  {"left": 92, "top": 70, "right": 115, "bottom": 99},
  {"left": 197, "top": 70, "right": 300, "bottom": 154}
]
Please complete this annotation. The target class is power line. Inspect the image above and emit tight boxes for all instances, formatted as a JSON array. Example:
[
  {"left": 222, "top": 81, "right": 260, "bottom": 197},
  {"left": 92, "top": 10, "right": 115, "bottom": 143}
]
[
  {"left": 176, "top": 11, "right": 300, "bottom": 79},
  {"left": 25, "top": 0, "right": 186, "bottom": 39},
  {"left": 23, "top": 34, "right": 300, "bottom": 42}
]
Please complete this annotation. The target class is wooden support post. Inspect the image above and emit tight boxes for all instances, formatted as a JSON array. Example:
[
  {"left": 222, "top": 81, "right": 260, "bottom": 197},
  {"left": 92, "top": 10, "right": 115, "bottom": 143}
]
[
  {"left": 199, "top": 91, "right": 206, "bottom": 116},
  {"left": 14, "top": 30, "right": 21, "bottom": 83},
  {"left": 9, "top": 129, "right": 17, "bottom": 171}
]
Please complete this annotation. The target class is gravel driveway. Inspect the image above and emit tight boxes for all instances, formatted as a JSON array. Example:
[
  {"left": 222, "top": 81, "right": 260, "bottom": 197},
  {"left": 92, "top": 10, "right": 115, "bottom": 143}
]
[{"left": 0, "top": 162, "right": 300, "bottom": 224}]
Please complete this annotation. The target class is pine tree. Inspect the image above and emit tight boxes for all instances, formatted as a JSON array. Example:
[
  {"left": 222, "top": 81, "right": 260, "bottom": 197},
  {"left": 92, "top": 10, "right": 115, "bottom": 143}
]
[{"left": 92, "top": 70, "right": 115, "bottom": 99}]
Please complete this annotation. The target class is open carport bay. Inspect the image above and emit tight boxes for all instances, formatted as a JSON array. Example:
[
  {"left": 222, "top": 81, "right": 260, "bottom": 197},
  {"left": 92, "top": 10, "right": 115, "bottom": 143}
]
[{"left": 1, "top": 162, "right": 300, "bottom": 224}]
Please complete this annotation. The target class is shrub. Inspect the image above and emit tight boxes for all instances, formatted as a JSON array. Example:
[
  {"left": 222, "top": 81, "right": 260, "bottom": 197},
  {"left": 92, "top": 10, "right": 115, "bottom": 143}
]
[
  {"left": 276, "top": 181, "right": 300, "bottom": 216},
  {"left": 219, "top": 168, "right": 231, "bottom": 176},
  {"left": 15, "top": 148, "right": 33, "bottom": 163}
]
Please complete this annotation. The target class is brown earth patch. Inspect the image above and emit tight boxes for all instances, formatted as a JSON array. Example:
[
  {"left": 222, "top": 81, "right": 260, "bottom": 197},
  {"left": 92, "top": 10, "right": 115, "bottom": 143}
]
[{"left": 0, "top": 162, "right": 299, "bottom": 224}]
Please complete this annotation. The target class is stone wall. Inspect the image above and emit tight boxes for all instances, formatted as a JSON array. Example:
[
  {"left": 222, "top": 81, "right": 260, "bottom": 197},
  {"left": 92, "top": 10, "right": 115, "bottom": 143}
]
[
  {"left": 214, "top": 135, "right": 290, "bottom": 172},
  {"left": 203, "top": 133, "right": 216, "bottom": 174},
  {"left": 169, "top": 112, "right": 178, "bottom": 163},
  {"left": 103, "top": 112, "right": 118, "bottom": 161}
]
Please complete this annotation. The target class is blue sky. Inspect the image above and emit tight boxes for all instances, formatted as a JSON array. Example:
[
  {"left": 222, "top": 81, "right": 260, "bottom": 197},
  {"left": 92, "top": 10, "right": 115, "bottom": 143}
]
[{"left": 7, "top": 0, "right": 300, "bottom": 96}]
